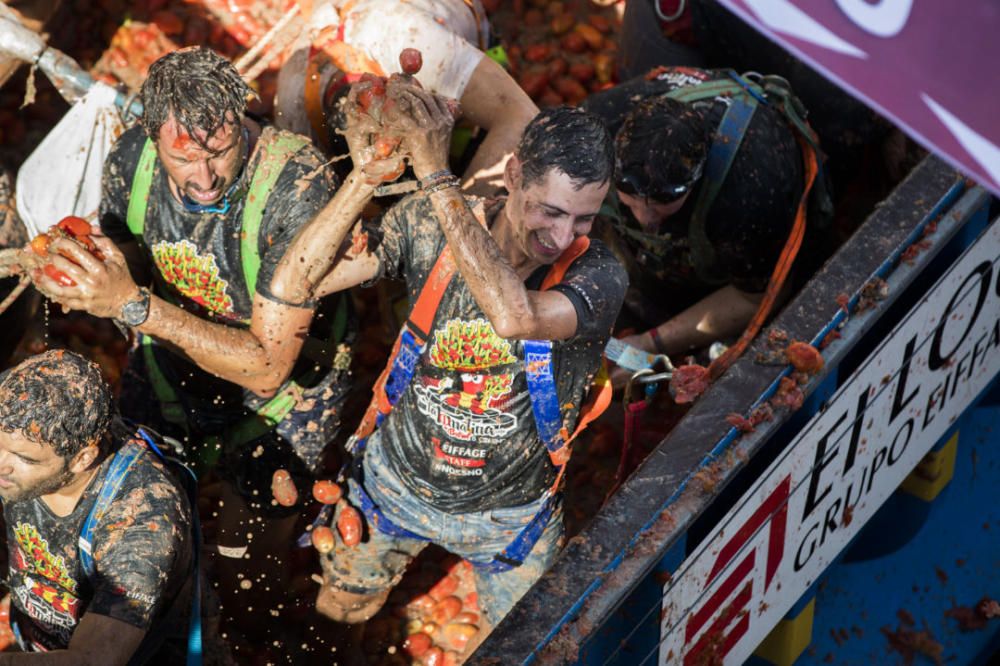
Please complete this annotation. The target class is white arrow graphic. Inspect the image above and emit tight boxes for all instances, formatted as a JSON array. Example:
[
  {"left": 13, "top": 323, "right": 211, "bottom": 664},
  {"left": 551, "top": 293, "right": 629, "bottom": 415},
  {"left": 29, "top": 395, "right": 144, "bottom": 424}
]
[
  {"left": 742, "top": 0, "right": 867, "bottom": 58},
  {"left": 923, "top": 94, "right": 1000, "bottom": 191},
  {"left": 835, "top": 0, "right": 913, "bottom": 38}
]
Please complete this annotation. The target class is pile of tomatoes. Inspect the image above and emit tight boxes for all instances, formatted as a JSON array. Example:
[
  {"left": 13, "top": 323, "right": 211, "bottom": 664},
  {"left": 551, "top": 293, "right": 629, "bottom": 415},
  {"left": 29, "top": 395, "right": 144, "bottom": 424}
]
[{"left": 488, "top": 0, "right": 621, "bottom": 106}]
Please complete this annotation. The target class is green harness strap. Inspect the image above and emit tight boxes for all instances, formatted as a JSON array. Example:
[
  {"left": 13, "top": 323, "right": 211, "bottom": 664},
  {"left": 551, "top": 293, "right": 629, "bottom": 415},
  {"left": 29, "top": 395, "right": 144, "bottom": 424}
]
[
  {"left": 125, "top": 132, "right": 338, "bottom": 455},
  {"left": 237, "top": 133, "right": 309, "bottom": 294},
  {"left": 125, "top": 133, "right": 308, "bottom": 294}
]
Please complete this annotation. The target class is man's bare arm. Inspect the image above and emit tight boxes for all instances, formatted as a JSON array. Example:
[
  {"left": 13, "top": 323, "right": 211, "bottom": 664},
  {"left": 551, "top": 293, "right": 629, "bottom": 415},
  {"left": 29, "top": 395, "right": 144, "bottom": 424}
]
[
  {"left": 274, "top": 84, "right": 420, "bottom": 301},
  {"left": 458, "top": 57, "right": 538, "bottom": 196},
  {"left": 427, "top": 186, "right": 580, "bottom": 340},
  {"left": 271, "top": 172, "right": 380, "bottom": 302},
  {"left": 395, "top": 83, "right": 579, "bottom": 340},
  {"left": 625, "top": 285, "right": 764, "bottom": 356},
  {"left": 0, "top": 613, "right": 146, "bottom": 666},
  {"left": 32, "top": 235, "right": 313, "bottom": 397}
]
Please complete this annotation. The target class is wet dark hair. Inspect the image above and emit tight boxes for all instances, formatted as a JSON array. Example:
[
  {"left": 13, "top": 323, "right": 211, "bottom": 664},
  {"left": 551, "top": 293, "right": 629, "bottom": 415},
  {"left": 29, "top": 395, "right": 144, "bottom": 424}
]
[
  {"left": 0, "top": 350, "right": 113, "bottom": 458},
  {"left": 516, "top": 106, "right": 614, "bottom": 190},
  {"left": 615, "top": 96, "right": 710, "bottom": 202},
  {"left": 140, "top": 46, "right": 254, "bottom": 151}
]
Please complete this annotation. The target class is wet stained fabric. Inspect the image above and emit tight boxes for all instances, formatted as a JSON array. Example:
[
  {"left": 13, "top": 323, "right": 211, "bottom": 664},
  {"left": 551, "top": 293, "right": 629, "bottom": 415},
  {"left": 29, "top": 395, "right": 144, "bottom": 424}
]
[
  {"left": 365, "top": 193, "right": 628, "bottom": 513},
  {"left": 99, "top": 124, "right": 349, "bottom": 472},
  {"left": 3, "top": 432, "right": 193, "bottom": 658}
]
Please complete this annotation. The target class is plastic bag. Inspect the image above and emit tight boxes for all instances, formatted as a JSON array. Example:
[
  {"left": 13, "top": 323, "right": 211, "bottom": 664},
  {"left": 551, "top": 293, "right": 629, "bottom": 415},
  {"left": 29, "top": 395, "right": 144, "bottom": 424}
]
[{"left": 16, "top": 82, "right": 125, "bottom": 238}]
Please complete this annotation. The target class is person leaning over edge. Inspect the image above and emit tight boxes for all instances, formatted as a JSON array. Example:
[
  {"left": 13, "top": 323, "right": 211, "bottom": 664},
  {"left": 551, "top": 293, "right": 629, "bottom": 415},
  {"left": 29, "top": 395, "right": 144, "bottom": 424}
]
[
  {"left": 582, "top": 66, "right": 825, "bottom": 385},
  {"left": 271, "top": 82, "right": 627, "bottom": 637},
  {"left": 22, "top": 47, "right": 374, "bottom": 633},
  {"left": 274, "top": 0, "right": 538, "bottom": 194},
  {"left": 0, "top": 350, "right": 192, "bottom": 664}
]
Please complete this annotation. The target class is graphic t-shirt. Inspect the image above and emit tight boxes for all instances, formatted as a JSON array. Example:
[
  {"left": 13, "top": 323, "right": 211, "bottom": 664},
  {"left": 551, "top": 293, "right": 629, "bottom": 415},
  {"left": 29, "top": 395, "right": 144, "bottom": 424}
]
[
  {"left": 100, "top": 123, "right": 336, "bottom": 323},
  {"left": 99, "top": 124, "right": 348, "bottom": 467},
  {"left": 368, "top": 194, "right": 628, "bottom": 513},
  {"left": 3, "top": 434, "right": 192, "bottom": 656},
  {"left": 583, "top": 66, "right": 804, "bottom": 323}
]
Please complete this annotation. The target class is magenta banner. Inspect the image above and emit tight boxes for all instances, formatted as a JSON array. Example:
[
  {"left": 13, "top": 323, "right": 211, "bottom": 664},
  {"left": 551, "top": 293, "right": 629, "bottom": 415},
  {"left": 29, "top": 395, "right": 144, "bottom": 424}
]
[{"left": 716, "top": 0, "right": 1000, "bottom": 196}]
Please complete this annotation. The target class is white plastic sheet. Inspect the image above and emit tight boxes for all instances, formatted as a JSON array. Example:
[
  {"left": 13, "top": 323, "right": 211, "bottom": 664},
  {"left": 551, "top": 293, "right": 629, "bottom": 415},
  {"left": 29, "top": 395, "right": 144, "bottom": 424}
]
[{"left": 16, "top": 82, "right": 125, "bottom": 237}]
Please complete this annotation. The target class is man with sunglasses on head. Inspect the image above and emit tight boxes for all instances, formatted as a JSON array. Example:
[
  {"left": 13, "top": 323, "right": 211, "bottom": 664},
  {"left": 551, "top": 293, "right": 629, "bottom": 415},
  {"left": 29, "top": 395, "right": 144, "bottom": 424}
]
[
  {"left": 26, "top": 47, "right": 361, "bottom": 641},
  {"left": 583, "top": 66, "right": 819, "bottom": 378}
]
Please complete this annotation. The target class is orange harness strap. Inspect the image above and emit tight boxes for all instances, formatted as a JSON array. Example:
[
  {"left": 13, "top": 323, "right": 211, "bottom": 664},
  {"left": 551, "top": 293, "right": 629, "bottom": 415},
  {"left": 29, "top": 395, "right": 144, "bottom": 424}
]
[
  {"left": 354, "top": 232, "right": 608, "bottom": 467},
  {"left": 707, "top": 134, "right": 820, "bottom": 381},
  {"left": 304, "top": 47, "right": 335, "bottom": 152}
]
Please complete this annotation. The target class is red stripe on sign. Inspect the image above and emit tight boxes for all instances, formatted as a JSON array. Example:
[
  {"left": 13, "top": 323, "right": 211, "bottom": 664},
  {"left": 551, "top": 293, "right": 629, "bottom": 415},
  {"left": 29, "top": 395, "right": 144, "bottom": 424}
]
[
  {"left": 684, "top": 580, "right": 753, "bottom": 666},
  {"left": 686, "top": 550, "right": 754, "bottom": 642},
  {"left": 708, "top": 475, "right": 791, "bottom": 586},
  {"left": 766, "top": 477, "right": 791, "bottom": 591}
]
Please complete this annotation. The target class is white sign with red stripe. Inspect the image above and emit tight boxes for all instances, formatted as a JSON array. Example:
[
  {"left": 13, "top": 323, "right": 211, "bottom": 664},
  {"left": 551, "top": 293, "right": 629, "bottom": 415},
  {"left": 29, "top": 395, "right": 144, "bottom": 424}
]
[{"left": 659, "top": 219, "right": 1000, "bottom": 665}]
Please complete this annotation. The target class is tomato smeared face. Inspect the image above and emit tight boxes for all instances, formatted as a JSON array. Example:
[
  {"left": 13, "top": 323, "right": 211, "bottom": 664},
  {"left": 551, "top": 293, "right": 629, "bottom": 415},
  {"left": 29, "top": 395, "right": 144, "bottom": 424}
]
[
  {"left": 156, "top": 113, "right": 245, "bottom": 207},
  {"left": 0, "top": 429, "right": 73, "bottom": 504},
  {"left": 505, "top": 161, "right": 607, "bottom": 266}
]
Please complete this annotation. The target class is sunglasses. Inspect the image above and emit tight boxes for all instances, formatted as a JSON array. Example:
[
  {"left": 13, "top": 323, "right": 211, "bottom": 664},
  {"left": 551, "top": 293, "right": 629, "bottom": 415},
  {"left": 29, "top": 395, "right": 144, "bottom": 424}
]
[
  {"left": 616, "top": 172, "right": 693, "bottom": 204},
  {"left": 615, "top": 155, "right": 705, "bottom": 205}
]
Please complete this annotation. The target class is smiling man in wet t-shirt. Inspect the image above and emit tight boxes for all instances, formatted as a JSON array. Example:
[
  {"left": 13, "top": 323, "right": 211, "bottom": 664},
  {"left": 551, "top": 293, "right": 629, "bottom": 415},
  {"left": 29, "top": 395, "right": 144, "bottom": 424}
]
[
  {"left": 0, "top": 350, "right": 192, "bottom": 664},
  {"left": 275, "top": 86, "right": 627, "bottom": 637}
]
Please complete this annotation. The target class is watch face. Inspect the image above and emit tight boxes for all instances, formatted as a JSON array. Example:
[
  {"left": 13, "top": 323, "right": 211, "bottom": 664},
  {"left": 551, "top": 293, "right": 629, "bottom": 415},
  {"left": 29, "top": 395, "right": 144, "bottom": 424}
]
[{"left": 122, "top": 292, "right": 149, "bottom": 326}]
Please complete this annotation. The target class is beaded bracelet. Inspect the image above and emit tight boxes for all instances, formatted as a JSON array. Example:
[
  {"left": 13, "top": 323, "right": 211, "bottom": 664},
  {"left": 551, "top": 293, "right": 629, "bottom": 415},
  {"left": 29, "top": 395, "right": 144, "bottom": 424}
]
[
  {"left": 418, "top": 169, "right": 454, "bottom": 190},
  {"left": 423, "top": 177, "right": 461, "bottom": 196}
]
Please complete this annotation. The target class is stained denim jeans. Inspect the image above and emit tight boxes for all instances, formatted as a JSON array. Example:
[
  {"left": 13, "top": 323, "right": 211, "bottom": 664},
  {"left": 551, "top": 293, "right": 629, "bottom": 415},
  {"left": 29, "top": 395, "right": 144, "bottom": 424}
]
[{"left": 321, "top": 435, "right": 564, "bottom": 626}]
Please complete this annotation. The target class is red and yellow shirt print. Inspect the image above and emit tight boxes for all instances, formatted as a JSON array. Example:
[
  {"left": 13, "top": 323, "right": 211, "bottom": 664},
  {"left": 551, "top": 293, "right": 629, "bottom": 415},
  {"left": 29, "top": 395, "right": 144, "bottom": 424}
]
[
  {"left": 11, "top": 522, "right": 81, "bottom": 649},
  {"left": 416, "top": 318, "right": 519, "bottom": 471},
  {"left": 151, "top": 239, "right": 238, "bottom": 320}
]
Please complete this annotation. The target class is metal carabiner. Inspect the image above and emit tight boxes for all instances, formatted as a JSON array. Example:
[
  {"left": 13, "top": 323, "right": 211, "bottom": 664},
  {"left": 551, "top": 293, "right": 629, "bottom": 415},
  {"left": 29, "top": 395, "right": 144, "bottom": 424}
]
[
  {"left": 624, "top": 354, "right": 675, "bottom": 403},
  {"left": 654, "top": 0, "right": 686, "bottom": 23}
]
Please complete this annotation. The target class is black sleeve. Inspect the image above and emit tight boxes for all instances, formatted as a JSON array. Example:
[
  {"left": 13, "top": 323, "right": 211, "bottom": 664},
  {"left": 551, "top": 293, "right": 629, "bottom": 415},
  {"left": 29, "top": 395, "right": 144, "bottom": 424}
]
[
  {"left": 365, "top": 192, "right": 429, "bottom": 285},
  {"left": 89, "top": 458, "right": 192, "bottom": 630},
  {"left": 254, "top": 139, "right": 338, "bottom": 299},
  {"left": 548, "top": 239, "right": 628, "bottom": 342},
  {"left": 98, "top": 126, "right": 148, "bottom": 247}
]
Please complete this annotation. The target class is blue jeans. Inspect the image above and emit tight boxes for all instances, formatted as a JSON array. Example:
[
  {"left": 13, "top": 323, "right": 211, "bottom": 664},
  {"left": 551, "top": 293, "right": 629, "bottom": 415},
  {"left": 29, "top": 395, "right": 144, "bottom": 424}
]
[{"left": 321, "top": 436, "right": 564, "bottom": 626}]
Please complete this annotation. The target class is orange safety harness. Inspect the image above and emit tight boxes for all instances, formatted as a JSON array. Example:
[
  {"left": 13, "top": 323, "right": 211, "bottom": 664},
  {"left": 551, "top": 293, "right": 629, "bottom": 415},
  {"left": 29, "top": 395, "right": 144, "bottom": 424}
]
[{"left": 335, "top": 214, "right": 610, "bottom": 571}]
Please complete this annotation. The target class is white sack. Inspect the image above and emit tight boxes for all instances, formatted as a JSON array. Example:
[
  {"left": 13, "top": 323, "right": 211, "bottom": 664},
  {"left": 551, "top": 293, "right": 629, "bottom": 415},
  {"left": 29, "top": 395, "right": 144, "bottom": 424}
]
[{"left": 16, "top": 82, "right": 125, "bottom": 237}]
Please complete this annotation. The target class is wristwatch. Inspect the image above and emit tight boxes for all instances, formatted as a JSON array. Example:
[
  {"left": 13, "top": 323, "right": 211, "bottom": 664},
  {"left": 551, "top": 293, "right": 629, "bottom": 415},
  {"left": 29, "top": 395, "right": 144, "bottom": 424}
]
[{"left": 119, "top": 287, "right": 151, "bottom": 327}]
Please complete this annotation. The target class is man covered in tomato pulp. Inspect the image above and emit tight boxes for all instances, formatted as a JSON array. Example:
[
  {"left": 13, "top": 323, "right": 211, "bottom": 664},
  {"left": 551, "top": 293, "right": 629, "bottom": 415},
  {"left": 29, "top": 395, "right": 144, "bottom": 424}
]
[
  {"left": 274, "top": 74, "right": 627, "bottom": 643},
  {"left": 0, "top": 350, "right": 192, "bottom": 663},
  {"left": 24, "top": 47, "right": 361, "bottom": 639}
]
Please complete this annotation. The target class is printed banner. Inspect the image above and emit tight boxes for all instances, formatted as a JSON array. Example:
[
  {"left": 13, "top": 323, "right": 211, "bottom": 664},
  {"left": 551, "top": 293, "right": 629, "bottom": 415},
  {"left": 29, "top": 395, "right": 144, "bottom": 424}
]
[
  {"left": 716, "top": 0, "right": 1000, "bottom": 196},
  {"left": 659, "top": 219, "right": 1000, "bottom": 664}
]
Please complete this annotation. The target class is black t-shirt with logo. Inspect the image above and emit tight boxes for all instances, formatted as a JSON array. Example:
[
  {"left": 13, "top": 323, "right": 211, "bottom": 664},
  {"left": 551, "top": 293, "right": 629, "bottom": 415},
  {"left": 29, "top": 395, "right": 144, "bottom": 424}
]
[
  {"left": 3, "top": 433, "right": 192, "bottom": 658},
  {"left": 367, "top": 194, "right": 628, "bottom": 513},
  {"left": 583, "top": 66, "right": 804, "bottom": 324},
  {"left": 99, "top": 124, "right": 348, "bottom": 469}
]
